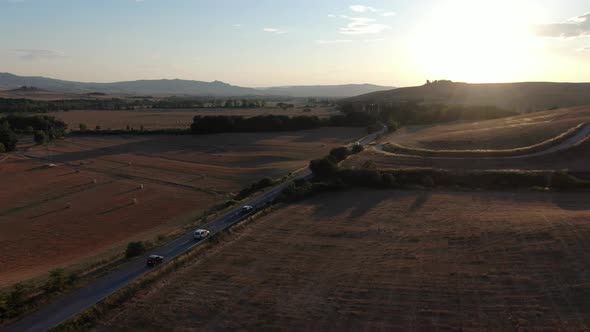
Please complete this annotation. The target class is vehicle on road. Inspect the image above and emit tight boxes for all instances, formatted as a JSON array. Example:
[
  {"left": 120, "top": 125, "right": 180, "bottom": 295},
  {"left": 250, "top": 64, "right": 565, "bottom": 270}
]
[
  {"left": 193, "top": 229, "right": 210, "bottom": 240},
  {"left": 146, "top": 255, "right": 164, "bottom": 267},
  {"left": 241, "top": 205, "right": 254, "bottom": 214}
]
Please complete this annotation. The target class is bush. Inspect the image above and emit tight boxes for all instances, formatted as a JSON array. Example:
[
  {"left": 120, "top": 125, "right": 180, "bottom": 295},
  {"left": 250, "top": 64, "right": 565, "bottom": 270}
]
[
  {"left": 309, "top": 157, "right": 338, "bottom": 178},
  {"left": 381, "top": 173, "right": 397, "bottom": 188},
  {"left": 125, "top": 241, "right": 146, "bottom": 259},
  {"left": 79, "top": 123, "right": 88, "bottom": 131},
  {"left": 236, "top": 177, "right": 276, "bottom": 200},
  {"left": 329, "top": 146, "right": 350, "bottom": 162},
  {"left": 351, "top": 144, "right": 364, "bottom": 154},
  {"left": 44, "top": 268, "right": 67, "bottom": 293},
  {"left": 0, "top": 125, "right": 17, "bottom": 151},
  {"left": 0, "top": 143, "right": 5, "bottom": 153},
  {"left": 33, "top": 130, "right": 47, "bottom": 145}
]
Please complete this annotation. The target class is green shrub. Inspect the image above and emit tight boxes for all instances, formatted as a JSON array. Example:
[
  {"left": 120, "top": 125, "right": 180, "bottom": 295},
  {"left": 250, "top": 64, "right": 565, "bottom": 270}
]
[
  {"left": 34, "top": 130, "right": 48, "bottom": 145},
  {"left": 44, "top": 269, "right": 67, "bottom": 293},
  {"left": 0, "top": 143, "right": 5, "bottom": 153},
  {"left": 309, "top": 157, "right": 338, "bottom": 178},
  {"left": 329, "top": 147, "right": 350, "bottom": 162},
  {"left": 125, "top": 242, "right": 146, "bottom": 259}
]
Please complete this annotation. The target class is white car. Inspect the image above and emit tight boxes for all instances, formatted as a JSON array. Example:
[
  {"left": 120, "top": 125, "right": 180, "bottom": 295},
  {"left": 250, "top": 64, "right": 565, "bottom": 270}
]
[
  {"left": 241, "top": 205, "right": 254, "bottom": 214},
  {"left": 193, "top": 229, "right": 210, "bottom": 240}
]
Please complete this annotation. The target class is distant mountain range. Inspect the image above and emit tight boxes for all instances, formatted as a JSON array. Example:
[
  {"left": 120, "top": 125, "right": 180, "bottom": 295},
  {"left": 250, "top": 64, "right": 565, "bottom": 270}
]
[
  {"left": 342, "top": 80, "right": 590, "bottom": 112},
  {"left": 0, "top": 73, "right": 394, "bottom": 98}
]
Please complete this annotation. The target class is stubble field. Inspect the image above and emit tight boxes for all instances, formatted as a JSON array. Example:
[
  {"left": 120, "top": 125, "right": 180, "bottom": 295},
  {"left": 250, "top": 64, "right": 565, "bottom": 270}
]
[
  {"left": 46, "top": 107, "right": 340, "bottom": 130},
  {"left": 0, "top": 126, "right": 363, "bottom": 287},
  {"left": 94, "top": 189, "right": 590, "bottom": 331}
]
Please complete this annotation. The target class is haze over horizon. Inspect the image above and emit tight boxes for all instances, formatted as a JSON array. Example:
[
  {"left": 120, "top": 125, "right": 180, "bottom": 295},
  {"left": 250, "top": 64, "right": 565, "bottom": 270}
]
[{"left": 1, "top": 0, "right": 589, "bottom": 87}]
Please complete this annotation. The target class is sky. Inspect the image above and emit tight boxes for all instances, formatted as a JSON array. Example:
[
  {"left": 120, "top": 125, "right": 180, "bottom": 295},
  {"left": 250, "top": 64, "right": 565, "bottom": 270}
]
[{"left": 0, "top": 0, "right": 589, "bottom": 87}]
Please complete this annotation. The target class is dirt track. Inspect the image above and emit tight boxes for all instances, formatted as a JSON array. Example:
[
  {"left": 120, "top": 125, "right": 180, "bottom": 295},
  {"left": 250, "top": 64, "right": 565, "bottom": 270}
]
[{"left": 95, "top": 190, "right": 590, "bottom": 331}]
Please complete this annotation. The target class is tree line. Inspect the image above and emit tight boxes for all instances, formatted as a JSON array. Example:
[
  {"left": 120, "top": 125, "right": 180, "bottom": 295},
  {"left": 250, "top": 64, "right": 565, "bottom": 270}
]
[
  {"left": 0, "top": 115, "right": 67, "bottom": 152},
  {"left": 190, "top": 112, "right": 377, "bottom": 134}
]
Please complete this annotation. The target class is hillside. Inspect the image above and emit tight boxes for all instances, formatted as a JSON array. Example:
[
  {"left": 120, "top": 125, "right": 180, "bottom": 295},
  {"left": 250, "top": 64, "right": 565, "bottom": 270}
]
[
  {"left": 0, "top": 73, "right": 393, "bottom": 98},
  {"left": 0, "top": 86, "right": 102, "bottom": 101},
  {"left": 343, "top": 80, "right": 590, "bottom": 112}
]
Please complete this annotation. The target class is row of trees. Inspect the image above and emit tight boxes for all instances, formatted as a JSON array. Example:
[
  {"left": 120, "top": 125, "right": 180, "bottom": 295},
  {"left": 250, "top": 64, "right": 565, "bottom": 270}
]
[
  {"left": 191, "top": 112, "right": 377, "bottom": 134},
  {"left": 340, "top": 101, "right": 517, "bottom": 126},
  {"left": 0, "top": 115, "right": 67, "bottom": 151}
]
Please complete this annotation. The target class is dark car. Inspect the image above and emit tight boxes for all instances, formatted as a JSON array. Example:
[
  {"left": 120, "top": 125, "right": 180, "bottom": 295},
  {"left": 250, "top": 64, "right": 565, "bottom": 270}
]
[{"left": 146, "top": 255, "right": 164, "bottom": 267}]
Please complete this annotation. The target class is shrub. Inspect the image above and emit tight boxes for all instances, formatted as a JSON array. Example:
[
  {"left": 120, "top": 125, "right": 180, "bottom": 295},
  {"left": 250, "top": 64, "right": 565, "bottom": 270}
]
[
  {"left": 79, "top": 123, "right": 88, "bottom": 131},
  {"left": 309, "top": 157, "right": 338, "bottom": 178},
  {"left": 422, "top": 175, "right": 435, "bottom": 187},
  {"left": 329, "top": 146, "right": 350, "bottom": 162},
  {"left": 125, "top": 241, "right": 146, "bottom": 259},
  {"left": 33, "top": 130, "right": 47, "bottom": 145},
  {"left": 0, "top": 125, "right": 17, "bottom": 152},
  {"left": 44, "top": 268, "right": 67, "bottom": 293},
  {"left": 351, "top": 144, "right": 364, "bottom": 154},
  {"left": 381, "top": 173, "right": 397, "bottom": 188},
  {"left": 0, "top": 143, "right": 5, "bottom": 153}
]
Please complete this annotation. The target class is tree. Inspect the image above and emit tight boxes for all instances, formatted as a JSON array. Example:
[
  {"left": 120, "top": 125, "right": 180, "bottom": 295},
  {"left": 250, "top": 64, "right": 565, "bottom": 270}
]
[
  {"left": 79, "top": 123, "right": 88, "bottom": 131},
  {"left": 44, "top": 269, "right": 66, "bottom": 293},
  {"left": 0, "top": 124, "right": 17, "bottom": 152},
  {"left": 34, "top": 130, "right": 47, "bottom": 145},
  {"left": 125, "top": 241, "right": 146, "bottom": 258},
  {"left": 309, "top": 157, "right": 338, "bottom": 178},
  {"left": 329, "top": 147, "right": 350, "bottom": 162}
]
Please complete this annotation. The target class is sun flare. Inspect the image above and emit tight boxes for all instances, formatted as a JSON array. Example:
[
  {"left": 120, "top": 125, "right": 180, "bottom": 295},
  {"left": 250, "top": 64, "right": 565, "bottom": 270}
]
[{"left": 412, "top": 0, "right": 547, "bottom": 83}]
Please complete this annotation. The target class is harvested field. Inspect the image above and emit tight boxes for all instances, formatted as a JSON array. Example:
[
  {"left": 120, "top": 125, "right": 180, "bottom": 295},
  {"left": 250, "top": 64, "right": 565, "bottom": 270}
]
[
  {"left": 95, "top": 189, "right": 590, "bottom": 331},
  {"left": 0, "top": 127, "right": 362, "bottom": 287},
  {"left": 383, "top": 106, "right": 590, "bottom": 150},
  {"left": 344, "top": 138, "right": 590, "bottom": 174},
  {"left": 46, "top": 107, "right": 340, "bottom": 130}
]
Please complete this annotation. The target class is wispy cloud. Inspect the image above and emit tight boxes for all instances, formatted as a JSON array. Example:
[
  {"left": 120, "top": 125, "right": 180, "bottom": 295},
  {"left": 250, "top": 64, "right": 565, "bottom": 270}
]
[
  {"left": 382, "top": 11, "right": 395, "bottom": 17},
  {"left": 535, "top": 12, "right": 590, "bottom": 38},
  {"left": 13, "top": 49, "right": 64, "bottom": 61},
  {"left": 232, "top": 24, "right": 243, "bottom": 28},
  {"left": 339, "top": 17, "right": 391, "bottom": 35},
  {"left": 263, "top": 27, "right": 287, "bottom": 34},
  {"left": 316, "top": 39, "right": 353, "bottom": 45},
  {"left": 364, "top": 38, "right": 385, "bottom": 43},
  {"left": 350, "top": 5, "right": 376, "bottom": 13}
]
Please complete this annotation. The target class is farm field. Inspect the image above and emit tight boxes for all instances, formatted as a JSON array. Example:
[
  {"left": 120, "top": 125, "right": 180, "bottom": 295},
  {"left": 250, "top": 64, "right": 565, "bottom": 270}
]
[
  {"left": 0, "top": 127, "right": 363, "bottom": 287},
  {"left": 383, "top": 106, "right": 590, "bottom": 150},
  {"left": 46, "top": 107, "right": 341, "bottom": 130},
  {"left": 344, "top": 139, "right": 590, "bottom": 174},
  {"left": 95, "top": 189, "right": 590, "bottom": 331}
]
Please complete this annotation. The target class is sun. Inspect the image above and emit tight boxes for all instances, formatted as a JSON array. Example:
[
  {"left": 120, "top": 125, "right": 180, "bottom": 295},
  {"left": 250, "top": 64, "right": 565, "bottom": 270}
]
[{"left": 411, "top": 0, "right": 546, "bottom": 83}]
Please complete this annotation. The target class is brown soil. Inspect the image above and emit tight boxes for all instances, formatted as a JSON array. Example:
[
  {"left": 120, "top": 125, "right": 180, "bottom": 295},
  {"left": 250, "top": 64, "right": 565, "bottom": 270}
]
[
  {"left": 0, "top": 127, "right": 362, "bottom": 287},
  {"left": 94, "top": 190, "right": 590, "bottom": 331},
  {"left": 47, "top": 107, "right": 340, "bottom": 130},
  {"left": 383, "top": 106, "right": 590, "bottom": 150}
]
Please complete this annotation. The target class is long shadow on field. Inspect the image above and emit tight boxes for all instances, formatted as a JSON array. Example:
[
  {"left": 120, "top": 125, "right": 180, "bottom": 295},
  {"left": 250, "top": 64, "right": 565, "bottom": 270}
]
[
  {"left": 408, "top": 192, "right": 431, "bottom": 213},
  {"left": 30, "top": 207, "right": 68, "bottom": 219},
  {"left": 98, "top": 202, "right": 135, "bottom": 215},
  {"left": 550, "top": 192, "right": 590, "bottom": 211},
  {"left": 310, "top": 190, "right": 392, "bottom": 221}
]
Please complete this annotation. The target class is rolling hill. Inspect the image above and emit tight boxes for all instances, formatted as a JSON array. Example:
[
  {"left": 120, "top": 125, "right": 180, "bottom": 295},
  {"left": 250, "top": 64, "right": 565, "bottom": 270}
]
[
  {"left": 0, "top": 73, "right": 393, "bottom": 98},
  {"left": 342, "top": 80, "right": 590, "bottom": 112}
]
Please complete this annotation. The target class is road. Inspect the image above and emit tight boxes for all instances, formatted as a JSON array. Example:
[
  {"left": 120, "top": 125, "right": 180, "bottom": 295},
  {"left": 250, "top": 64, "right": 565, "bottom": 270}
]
[
  {"left": 2, "top": 127, "right": 385, "bottom": 332},
  {"left": 376, "top": 123, "right": 590, "bottom": 159}
]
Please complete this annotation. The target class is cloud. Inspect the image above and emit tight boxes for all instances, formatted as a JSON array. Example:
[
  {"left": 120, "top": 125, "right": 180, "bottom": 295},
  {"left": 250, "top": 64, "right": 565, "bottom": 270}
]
[
  {"left": 382, "top": 11, "right": 395, "bottom": 17},
  {"left": 535, "top": 12, "right": 590, "bottom": 38},
  {"left": 339, "top": 17, "right": 391, "bottom": 35},
  {"left": 316, "top": 39, "right": 353, "bottom": 44},
  {"left": 263, "top": 28, "right": 287, "bottom": 34},
  {"left": 364, "top": 38, "right": 385, "bottom": 43},
  {"left": 232, "top": 24, "right": 243, "bottom": 28},
  {"left": 350, "top": 5, "right": 376, "bottom": 13},
  {"left": 13, "top": 49, "right": 64, "bottom": 61}
]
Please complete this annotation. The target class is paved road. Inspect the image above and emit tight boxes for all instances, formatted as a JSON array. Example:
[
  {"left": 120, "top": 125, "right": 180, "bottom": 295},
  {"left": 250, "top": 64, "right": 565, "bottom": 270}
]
[{"left": 2, "top": 128, "right": 385, "bottom": 332}]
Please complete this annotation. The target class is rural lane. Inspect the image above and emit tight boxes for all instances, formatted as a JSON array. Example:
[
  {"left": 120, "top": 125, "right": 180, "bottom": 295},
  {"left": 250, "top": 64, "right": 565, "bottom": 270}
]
[{"left": 2, "top": 127, "right": 385, "bottom": 332}]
